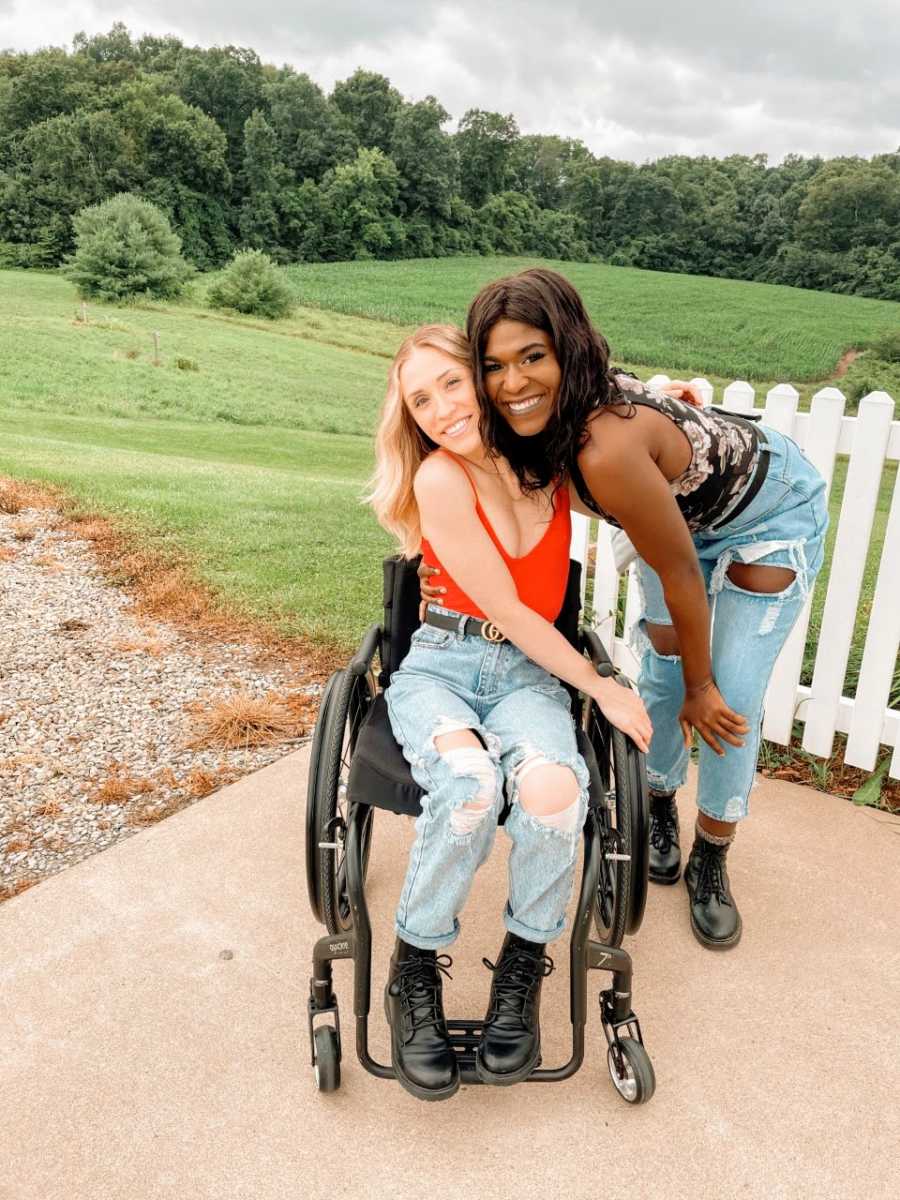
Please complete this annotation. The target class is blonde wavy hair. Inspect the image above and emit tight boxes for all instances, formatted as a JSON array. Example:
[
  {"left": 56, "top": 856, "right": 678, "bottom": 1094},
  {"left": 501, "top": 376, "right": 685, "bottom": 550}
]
[{"left": 367, "top": 324, "right": 472, "bottom": 558}]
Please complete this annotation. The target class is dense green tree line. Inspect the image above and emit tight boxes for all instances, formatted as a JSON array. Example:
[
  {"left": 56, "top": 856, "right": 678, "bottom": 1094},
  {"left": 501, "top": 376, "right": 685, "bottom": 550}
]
[{"left": 2, "top": 25, "right": 899, "bottom": 299}]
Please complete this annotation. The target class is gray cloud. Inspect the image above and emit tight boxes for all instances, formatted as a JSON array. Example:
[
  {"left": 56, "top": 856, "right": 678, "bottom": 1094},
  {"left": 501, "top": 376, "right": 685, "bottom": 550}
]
[{"left": 2, "top": 1, "right": 898, "bottom": 163}]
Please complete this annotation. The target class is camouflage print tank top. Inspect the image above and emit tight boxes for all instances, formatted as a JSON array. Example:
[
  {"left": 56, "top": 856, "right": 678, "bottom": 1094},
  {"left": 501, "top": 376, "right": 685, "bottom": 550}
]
[{"left": 568, "top": 374, "right": 766, "bottom": 534}]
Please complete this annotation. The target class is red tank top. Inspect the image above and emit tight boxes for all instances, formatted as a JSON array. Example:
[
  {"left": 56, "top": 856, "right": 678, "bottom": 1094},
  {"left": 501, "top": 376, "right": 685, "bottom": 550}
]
[{"left": 419, "top": 452, "right": 571, "bottom": 623}]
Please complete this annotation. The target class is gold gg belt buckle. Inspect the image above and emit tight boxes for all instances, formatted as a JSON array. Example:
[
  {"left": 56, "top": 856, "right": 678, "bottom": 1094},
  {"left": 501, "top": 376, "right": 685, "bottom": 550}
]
[{"left": 480, "top": 620, "right": 506, "bottom": 643}]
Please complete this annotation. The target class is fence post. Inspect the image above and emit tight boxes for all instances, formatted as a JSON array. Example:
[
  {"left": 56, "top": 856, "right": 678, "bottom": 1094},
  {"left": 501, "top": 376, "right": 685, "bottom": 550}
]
[
  {"left": 569, "top": 513, "right": 590, "bottom": 607},
  {"left": 762, "top": 387, "right": 846, "bottom": 744},
  {"left": 763, "top": 383, "right": 800, "bottom": 437},
  {"left": 846, "top": 445, "right": 900, "bottom": 772},
  {"left": 591, "top": 523, "right": 619, "bottom": 653},
  {"left": 722, "top": 381, "right": 755, "bottom": 413},
  {"left": 802, "top": 392, "right": 895, "bottom": 761},
  {"left": 689, "top": 377, "right": 714, "bottom": 407}
]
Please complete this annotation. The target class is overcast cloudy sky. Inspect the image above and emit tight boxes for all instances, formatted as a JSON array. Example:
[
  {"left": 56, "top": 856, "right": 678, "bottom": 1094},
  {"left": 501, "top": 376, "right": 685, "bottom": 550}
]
[{"left": 2, "top": 0, "right": 898, "bottom": 164}]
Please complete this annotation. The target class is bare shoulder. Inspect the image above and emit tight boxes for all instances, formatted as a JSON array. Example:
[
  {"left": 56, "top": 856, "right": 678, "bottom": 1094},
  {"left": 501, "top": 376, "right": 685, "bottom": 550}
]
[
  {"left": 414, "top": 451, "right": 473, "bottom": 505},
  {"left": 581, "top": 404, "right": 656, "bottom": 468}
]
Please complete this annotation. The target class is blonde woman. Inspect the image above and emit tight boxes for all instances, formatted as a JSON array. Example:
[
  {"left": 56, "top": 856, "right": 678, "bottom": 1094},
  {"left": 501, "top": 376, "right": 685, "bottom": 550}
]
[{"left": 368, "top": 324, "right": 651, "bottom": 1101}]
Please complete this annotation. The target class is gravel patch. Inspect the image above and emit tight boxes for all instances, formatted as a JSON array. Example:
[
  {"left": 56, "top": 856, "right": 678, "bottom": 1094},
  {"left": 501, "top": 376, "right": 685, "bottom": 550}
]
[{"left": 0, "top": 504, "right": 318, "bottom": 902}]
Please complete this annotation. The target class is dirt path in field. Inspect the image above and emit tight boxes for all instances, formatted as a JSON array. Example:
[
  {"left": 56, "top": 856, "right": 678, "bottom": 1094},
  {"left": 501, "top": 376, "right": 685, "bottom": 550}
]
[{"left": 832, "top": 348, "right": 862, "bottom": 378}]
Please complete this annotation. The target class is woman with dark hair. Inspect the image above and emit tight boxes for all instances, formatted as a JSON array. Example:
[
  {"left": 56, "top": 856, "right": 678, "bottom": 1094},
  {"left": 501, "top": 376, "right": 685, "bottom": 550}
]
[{"left": 425, "top": 268, "right": 827, "bottom": 950}]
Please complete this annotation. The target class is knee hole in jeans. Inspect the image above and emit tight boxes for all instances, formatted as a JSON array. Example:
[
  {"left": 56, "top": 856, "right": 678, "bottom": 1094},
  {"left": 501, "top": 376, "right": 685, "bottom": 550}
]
[
  {"left": 646, "top": 622, "right": 680, "bottom": 657},
  {"left": 434, "top": 729, "right": 498, "bottom": 836},
  {"left": 726, "top": 562, "right": 796, "bottom": 594},
  {"left": 515, "top": 756, "right": 582, "bottom": 834}
]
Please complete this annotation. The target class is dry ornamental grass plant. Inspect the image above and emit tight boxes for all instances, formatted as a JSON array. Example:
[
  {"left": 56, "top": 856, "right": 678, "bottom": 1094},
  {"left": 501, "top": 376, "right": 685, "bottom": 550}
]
[
  {"left": 183, "top": 766, "right": 227, "bottom": 798},
  {"left": 0, "top": 478, "right": 53, "bottom": 514},
  {"left": 10, "top": 519, "right": 36, "bottom": 542},
  {"left": 187, "top": 691, "right": 301, "bottom": 750},
  {"left": 90, "top": 768, "right": 156, "bottom": 805}
]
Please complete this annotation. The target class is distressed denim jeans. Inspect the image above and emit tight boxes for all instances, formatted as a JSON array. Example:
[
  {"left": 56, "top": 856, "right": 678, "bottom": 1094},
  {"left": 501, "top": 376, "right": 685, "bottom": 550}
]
[
  {"left": 386, "top": 616, "right": 590, "bottom": 950},
  {"left": 632, "top": 427, "right": 828, "bottom": 823}
]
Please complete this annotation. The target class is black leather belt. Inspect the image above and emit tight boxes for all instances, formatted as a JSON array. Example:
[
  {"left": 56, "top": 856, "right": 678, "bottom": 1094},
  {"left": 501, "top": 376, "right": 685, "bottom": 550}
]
[
  {"left": 708, "top": 417, "right": 771, "bottom": 531},
  {"left": 423, "top": 609, "right": 507, "bottom": 643}
]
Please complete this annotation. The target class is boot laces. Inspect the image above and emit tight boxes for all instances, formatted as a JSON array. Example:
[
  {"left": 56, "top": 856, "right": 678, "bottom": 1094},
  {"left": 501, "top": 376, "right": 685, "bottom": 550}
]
[
  {"left": 649, "top": 795, "right": 678, "bottom": 853},
  {"left": 391, "top": 954, "right": 453, "bottom": 1044},
  {"left": 482, "top": 947, "right": 554, "bottom": 1030},
  {"left": 693, "top": 842, "right": 731, "bottom": 906}
]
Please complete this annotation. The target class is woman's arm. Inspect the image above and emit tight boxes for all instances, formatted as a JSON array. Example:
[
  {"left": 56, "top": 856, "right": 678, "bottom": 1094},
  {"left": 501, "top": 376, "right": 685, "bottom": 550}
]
[
  {"left": 414, "top": 455, "right": 652, "bottom": 751},
  {"left": 577, "top": 423, "right": 749, "bottom": 755}
]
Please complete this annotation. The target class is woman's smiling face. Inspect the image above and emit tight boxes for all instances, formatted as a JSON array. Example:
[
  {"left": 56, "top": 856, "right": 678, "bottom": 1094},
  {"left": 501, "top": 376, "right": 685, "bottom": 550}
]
[
  {"left": 400, "top": 345, "right": 482, "bottom": 455},
  {"left": 482, "top": 319, "right": 561, "bottom": 437}
]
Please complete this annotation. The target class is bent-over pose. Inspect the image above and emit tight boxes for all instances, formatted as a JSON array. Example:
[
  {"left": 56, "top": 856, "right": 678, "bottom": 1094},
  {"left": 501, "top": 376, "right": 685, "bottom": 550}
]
[{"left": 454, "top": 269, "right": 828, "bottom": 950}]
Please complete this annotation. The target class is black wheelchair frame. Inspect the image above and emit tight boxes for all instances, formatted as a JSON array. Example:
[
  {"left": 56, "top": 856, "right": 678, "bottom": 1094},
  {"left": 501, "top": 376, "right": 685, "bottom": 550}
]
[{"left": 305, "top": 556, "right": 655, "bottom": 1103}]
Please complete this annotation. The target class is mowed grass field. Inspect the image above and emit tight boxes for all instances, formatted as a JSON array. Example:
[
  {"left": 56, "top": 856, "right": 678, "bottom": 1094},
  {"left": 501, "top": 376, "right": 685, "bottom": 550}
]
[{"left": 1, "top": 261, "right": 898, "bottom": 704}]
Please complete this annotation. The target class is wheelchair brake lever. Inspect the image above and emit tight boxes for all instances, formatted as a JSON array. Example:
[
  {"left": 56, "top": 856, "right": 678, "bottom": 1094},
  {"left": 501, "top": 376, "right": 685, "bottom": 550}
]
[{"left": 319, "top": 815, "right": 345, "bottom": 851}]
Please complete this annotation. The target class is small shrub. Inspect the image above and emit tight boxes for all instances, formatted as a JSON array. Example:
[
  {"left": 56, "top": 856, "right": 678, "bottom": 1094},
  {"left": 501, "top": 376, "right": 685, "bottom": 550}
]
[
  {"left": 174, "top": 356, "right": 199, "bottom": 372},
  {"left": 65, "top": 193, "right": 191, "bottom": 302},
  {"left": 843, "top": 355, "right": 900, "bottom": 411},
  {"left": 870, "top": 329, "right": 900, "bottom": 363},
  {"left": 207, "top": 250, "right": 294, "bottom": 320}
]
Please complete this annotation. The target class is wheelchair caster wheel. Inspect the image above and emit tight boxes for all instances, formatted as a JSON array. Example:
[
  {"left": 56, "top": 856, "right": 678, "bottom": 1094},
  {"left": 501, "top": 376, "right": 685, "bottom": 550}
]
[
  {"left": 607, "top": 1037, "right": 655, "bottom": 1104},
  {"left": 313, "top": 1026, "right": 341, "bottom": 1093}
]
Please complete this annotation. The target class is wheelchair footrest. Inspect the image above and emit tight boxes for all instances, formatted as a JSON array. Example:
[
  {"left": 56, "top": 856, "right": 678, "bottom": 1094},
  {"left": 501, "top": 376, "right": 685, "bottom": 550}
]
[
  {"left": 447, "top": 1017, "right": 483, "bottom": 1073},
  {"left": 445, "top": 1018, "right": 544, "bottom": 1084}
]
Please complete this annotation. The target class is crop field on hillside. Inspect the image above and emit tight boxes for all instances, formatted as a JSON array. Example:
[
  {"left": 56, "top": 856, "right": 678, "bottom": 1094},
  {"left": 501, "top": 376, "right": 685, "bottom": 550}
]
[{"left": 283, "top": 256, "right": 900, "bottom": 382}]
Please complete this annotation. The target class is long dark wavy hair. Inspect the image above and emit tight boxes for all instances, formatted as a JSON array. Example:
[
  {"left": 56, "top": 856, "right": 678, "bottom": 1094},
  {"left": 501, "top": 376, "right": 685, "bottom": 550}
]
[{"left": 466, "top": 268, "right": 630, "bottom": 491}]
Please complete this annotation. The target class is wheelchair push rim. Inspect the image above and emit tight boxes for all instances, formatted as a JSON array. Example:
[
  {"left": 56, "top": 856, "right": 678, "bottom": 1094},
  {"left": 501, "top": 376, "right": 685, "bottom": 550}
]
[{"left": 305, "top": 669, "right": 374, "bottom": 933}]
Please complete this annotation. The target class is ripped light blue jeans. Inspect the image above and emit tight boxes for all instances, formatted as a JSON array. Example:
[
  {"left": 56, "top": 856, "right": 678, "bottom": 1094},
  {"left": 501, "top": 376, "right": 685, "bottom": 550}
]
[
  {"left": 386, "top": 612, "right": 590, "bottom": 950},
  {"left": 633, "top": 427, "right": 828, "bottom": 823}
]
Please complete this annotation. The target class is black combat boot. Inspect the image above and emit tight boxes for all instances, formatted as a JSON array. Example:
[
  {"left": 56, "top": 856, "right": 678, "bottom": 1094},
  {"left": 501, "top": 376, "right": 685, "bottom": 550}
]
[
  {"left": 384, "top": 939, "right": 459, "bottom": 1101},
  {"left": 476, "top": 932, "right": 554, "bottom": 1085},
  {"left": 648, "top": 791, "right": 681, "bottom": 884},
  {"left": 683, "top": 835, "right": 742, "bottom": 949}
]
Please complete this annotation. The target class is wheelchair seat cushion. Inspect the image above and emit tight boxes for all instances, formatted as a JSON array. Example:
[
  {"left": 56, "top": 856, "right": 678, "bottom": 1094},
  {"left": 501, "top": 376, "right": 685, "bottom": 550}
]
[
  {"left": 348, "top": 693, "right": 425, "bottom": 816},
  {"left": 348, "top": 692, "right": 604, "bottom": 819}
]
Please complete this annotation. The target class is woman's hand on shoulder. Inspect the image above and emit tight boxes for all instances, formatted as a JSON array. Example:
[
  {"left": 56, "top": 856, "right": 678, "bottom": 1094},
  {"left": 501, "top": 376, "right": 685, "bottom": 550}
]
[{"left": 665, "top": 381, "right": 704, "bottom": 408}]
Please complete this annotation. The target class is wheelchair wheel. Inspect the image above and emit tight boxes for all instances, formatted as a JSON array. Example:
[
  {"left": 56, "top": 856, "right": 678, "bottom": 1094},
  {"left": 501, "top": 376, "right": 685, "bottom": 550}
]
[
  {"left": 586, "top": 697, "right": 649, "bottom": 947},
  {"left": 313, "top": 1026, "right": 341, "bottom": 1093},
  {"left": 305, "top": 668, "right": 374, "bottom": 933},
  {"left": 607, "top": 1037, "right": 655, "bottom": 1105}
]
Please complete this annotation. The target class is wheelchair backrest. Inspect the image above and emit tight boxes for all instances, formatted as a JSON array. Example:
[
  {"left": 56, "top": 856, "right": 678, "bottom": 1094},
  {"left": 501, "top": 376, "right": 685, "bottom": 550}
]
[{"left": 377, "top": 554, "right": 583, "bottom": 688}]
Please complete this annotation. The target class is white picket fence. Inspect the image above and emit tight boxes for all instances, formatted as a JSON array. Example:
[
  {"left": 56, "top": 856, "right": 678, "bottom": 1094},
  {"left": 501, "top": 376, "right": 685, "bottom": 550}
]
[{"left": 569, "top": 379, "right": 900, "bottom": 780}]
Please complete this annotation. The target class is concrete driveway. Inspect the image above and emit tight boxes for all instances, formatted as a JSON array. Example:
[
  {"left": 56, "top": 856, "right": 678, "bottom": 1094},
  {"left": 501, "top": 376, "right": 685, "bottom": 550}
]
[{"left": 1, "top": 748, "right": 898, "bottom": 1200}]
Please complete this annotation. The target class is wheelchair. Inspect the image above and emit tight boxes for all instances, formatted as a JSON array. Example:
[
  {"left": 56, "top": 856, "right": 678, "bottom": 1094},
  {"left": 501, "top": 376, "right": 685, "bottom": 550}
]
[{"left": 305, "top": 555, "right": 655, "bottom": 1103}]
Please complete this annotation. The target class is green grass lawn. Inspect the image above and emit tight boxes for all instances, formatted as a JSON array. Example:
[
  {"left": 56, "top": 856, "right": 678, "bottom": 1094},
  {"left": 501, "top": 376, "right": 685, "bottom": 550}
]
[
  {"left": 0, "top": 408, "right": 391, "bottom": 645},
  {"left": 282, "top": 256, "right": 900, "bottom": 382},
  {"left": 1, "top": 264, "right": 897, "bottom": 692}
]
